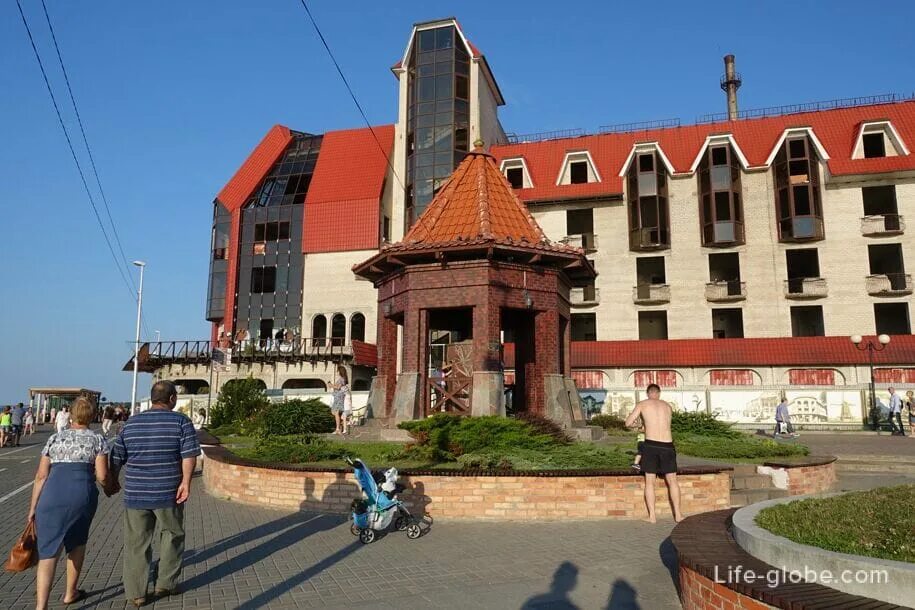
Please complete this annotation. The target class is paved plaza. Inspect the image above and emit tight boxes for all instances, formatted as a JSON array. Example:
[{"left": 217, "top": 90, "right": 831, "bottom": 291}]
[{"left": 0, "top": 428, "right": 912, "bottom": 609}]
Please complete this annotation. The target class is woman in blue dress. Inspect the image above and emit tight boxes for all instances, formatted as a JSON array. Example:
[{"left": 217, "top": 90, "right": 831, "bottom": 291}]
[{"left": 27, "top": 397, "right": 111, "bottom": 609}]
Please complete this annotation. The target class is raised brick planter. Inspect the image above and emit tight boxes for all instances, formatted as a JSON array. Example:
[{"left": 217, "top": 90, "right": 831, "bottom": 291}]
[
  {"left": 758, "top": 456, "right": 837, "bottom": 496},
  {"left": 202, "top": 446, "right": 732, "bottom": 520},
  {"left": 671, "top": 509, "right": 901, "bottom": 610}
]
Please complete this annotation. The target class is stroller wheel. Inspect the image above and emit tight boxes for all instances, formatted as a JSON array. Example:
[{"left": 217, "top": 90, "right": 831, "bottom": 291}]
[
  {"left": 359, "top": 529, "right": 376, "bottom": 544},
  {"left": 350, "top": 524, "right": 361, "bottom": 536},
  {"left": 394, "top": 516, "right": 408, "bottom": 531},
  {"left": 406, "top": 523, "right": 422, "bottom": 539}
]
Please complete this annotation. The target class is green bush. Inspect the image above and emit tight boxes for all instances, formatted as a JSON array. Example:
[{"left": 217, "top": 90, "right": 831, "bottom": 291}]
[
  {"left": 254, "top": 398, "right": 335, "bottom": 437},
  {"left": 398, "top": 414, "right": 569, "bottom": 462},
  {"left": 209, "top": 377, "right": 270, "bottom": 428},
  {"left": 207, "top": 422, "right": 243, "bottom": 438},
  {"left": 244, "top": 434, "right": 347, "bottom": 464},
  {"left": 671, "top": 411, "right": 740, "bottom": 439},
  {"left": 588, "top": 414, "right": 629, "bottom": 432},
  {"left": 457, "top": 444, "right": 632, "bottom": 470},
  {"left": 674, "top": 434, "right": 808, "bottom": 459}
]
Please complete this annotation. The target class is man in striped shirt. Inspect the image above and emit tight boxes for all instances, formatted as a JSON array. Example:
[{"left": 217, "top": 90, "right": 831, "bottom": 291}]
[{"left": 111, "top": 380, "right": 201, "bottom": 607}]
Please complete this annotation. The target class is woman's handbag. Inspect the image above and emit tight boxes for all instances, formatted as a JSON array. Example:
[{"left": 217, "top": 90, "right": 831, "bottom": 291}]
[{"left": 5, "top": 520, "right": 38, "bottom": 572}]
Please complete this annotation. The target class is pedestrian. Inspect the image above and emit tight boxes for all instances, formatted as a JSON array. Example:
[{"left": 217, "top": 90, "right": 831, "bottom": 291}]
[
  {"left": 10, "top": 402, "right": 26, "bottom": 447},
  {"left": 888, "top": 387, "right": 905, "bottom": 436},
  {"left": 55, "top": 406, "right": 71, "bottom": 433},
  {"left": 0, "top": 406, "right": 11, "bottom": 448},
  {"left": 49, "top": 406, "right": 57, "bottom": 426},
  {"left": 624, "top": 384, "right": 683, "bottom": 523},
  {"left": 27, "top": 397, "right": 113, "bottom": 609},
  {"left": 774, "top": 397, "right": 798, "bottom": 437},
  {"left": 110, "top": 380, "right": 201, "bottom": 607},
  {"left": 24, "top": 404, "right": 35, "bottom": 436},
  {"left": 330, "top": 365, "right": 349, "bottom": 435},
  {"left": 907, "top": 390, "right": 915, "bottom": 439},
  {"left": 192, "top": 408, "right": 206, "bottom": 430},
  {"left": 102, "top": 404, "right": 116, "bottom": 437}
]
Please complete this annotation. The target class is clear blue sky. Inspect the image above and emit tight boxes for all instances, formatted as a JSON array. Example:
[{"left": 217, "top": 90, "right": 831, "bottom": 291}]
[{"left": 2, "top": 1, "right": 913, "bottom": 403}]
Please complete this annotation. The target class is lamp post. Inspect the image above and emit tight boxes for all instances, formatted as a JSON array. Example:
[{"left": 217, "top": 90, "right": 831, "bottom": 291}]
[
  {"left": 130, "top": 261, "right": 146, "bottom": 415},
  {"left": 850, "top": 334, "right": 891, "bottom": 430}
]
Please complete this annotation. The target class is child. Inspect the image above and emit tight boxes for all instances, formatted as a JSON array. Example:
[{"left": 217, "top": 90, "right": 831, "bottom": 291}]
[
  {"left": 0, "top": 406, "right": 11, "bottom": 448},
  {"left": 631, "top": 431, "right": 646, "bottom": 472}
]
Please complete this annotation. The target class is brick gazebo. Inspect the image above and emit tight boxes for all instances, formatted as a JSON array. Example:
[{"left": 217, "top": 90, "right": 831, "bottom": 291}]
[{"left": 354, "top": 142, "right": 595, "bottom": 426}]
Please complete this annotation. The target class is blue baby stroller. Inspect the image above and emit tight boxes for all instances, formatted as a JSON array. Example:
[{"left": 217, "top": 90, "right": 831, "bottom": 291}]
[{"left": 346, "top": 457, "right": 421, "bottom": 544}]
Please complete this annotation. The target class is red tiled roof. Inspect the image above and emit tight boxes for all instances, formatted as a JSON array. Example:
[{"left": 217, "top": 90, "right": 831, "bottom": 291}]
[
  {"left": 491, "top": 100, "right": 915, "bottom": 202},
  {"left": 216, "top": 125, "right": 292, "bottom": 211},
  {"left": 565, "top": 336, "right": 915, "bottom": 368},
  {"left": 351, "top": 340, "right": 378, "bottom": 368},
  {"left": 303, "top": 125, "right": 394, "bottom": 253}
]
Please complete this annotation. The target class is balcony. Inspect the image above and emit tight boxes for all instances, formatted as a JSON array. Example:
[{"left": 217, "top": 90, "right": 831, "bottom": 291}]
[
  {"left": 784, "top": 277, "right": 828, "bottom": 299},
  {"left": 570, "top": 286, "right": 600, "bottom": 307},
  {"left": 629, "top": 227, "right": 670, "bottom": 251},
  {"left": 779, "top": 216, "right": 824, "bottom": 242},
  {"left": 561, "top": 232, "right": 598, "bottom": 252},
  {"left": 633, "top": 283, "right": 670, "bottom": 305},
  {"left": 705, "top": 280, "right": 747, "bottom": 302},
  {"left": 702, "top": 221, "right": 745, "bottom": 247},
  {"left": 866, "top": 273, "right": 913, "bottom": 296},
  {"left": 861, "top": 214, "right": 904, "bottom": 236}
]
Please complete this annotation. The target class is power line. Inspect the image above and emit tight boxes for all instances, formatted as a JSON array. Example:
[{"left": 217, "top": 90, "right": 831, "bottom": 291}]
[
  {"left": 39, "top": 0, "right": 137, "bottom": 294},
  {"left": 295, "top": 0, "right": 405, "bottom": 191},
  {"left": 15, "top": 0, "right": 139, "bottom": 307}
]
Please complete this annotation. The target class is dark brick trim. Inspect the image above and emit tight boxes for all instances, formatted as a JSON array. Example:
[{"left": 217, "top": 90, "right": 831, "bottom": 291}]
[{"left": 761, "top": 455, "right": 837, "bottom": 469}]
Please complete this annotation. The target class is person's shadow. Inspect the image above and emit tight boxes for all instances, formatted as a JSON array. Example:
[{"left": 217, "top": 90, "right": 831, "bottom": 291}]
[
  {"left": 521, "top": 561, "right": 579, "bottom": 609},
  {"left": 605, "top": 579, "right": 641, "bottom": 609}
]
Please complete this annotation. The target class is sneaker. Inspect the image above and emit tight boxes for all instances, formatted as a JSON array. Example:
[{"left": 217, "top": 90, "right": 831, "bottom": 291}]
[{"left": 631, "top": 463, "right": 641, "bottom": 472}]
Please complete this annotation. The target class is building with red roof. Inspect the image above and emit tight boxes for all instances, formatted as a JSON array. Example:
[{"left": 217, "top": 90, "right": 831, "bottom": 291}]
[{"left": 135, "top": 17, "right": 915, "bottom": 428}]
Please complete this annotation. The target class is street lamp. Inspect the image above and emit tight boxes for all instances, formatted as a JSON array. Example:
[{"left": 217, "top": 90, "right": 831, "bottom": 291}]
[
  {"left": 850, "top": 333, "right": 891, "bottom": 430},
  {"left": 130, "top": 261, "right": 146, "bottom": 415}
]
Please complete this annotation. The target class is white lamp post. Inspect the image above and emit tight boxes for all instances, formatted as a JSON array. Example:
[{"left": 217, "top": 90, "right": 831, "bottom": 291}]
[{"left": 130, "top": 261, "right": 146, "bottom": 415}]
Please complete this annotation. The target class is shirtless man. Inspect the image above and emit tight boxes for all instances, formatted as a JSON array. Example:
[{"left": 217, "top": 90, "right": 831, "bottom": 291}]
[{"left": 624, "top": 384, "right": 683, "bottom": 523}]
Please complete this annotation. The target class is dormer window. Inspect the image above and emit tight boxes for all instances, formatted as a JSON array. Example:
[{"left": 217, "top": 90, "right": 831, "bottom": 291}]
[
  {"left": 626, "top": 150, "right": 670, "bottom": 251},
  {"left": 557, "top": 151, "right": 600, "bottom": 185},
  {"left": 863, "top": 132, "right": 886, "bottom": 158},
  {"left": 774, "top": 135, "right": 824, "bottom": 242},
  {"left": 698, "top": 144, "right": 744, "bottom": 246},
  {"left": 853, "top": 121, "right": 909, "bottom": 160},
  {"left": 500, "top": 158, "right": 532, "bottom": 189}
]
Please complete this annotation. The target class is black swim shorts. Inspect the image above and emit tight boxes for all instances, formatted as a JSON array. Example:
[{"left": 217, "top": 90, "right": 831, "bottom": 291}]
[{"left": 640, "top": 440, "right": 677, "bottom": 475}]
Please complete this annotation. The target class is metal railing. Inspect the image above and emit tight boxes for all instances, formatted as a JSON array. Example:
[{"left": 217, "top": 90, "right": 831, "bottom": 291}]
[
  {"left": 784, "top": 277, "right": 828, "bottom": 299},
  {"left": 861, "top": 214, "right": 905, "bottom": 236},
  {"left": 632, "top": 283, "right": 670, "bottom": 305},
  {"left": 504, "top": 128, "right": 585, "bottom": 144},
  {"left": 570, "top": 286, "right": 600, "bottom": 306},
  {"left": 140, "top": 337, "right": 353, "bottom": 366},
  {"left": 599, "top": 118, "right": 681, "bottom": 134},
  {"left": 696, "top": 93, "right": 912, "bottom": 124},
  {"left": 705, "top": 281, "right": 747, "bottom": 302},
  {"left": 866, "top": 273, "right": 913, "bottom": 296},
  {"left": 560, "top": 232, "right": 598, "bottom": 252}
]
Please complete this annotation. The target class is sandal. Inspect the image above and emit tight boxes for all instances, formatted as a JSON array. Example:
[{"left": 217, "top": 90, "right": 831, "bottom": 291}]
[
  {"left": 64, "top": 589, "right": 87, "bottom": 605},
  {"left": 130, "top": 597, "right": 146, "bottom": 607}
]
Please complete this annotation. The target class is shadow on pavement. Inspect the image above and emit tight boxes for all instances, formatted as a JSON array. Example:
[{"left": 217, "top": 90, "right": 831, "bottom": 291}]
[
  {"left": 658, "top": 536, "right": 679, "bottom": 595},
  {"left": 606, "top": 578, "right": 641, "bottom": 609},
  {"left": 521, "top": 561, "right": 580, "bottom": 609}
]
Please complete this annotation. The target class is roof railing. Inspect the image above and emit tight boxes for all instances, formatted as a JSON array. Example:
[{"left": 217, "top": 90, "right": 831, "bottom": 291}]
[
  {"left": 504, "top": 128, "right": 585, "bottom": 144},
  {"left": 599, "top": 118, "right": 681, "bottom": 134},
  {"left": 695, "top": 93, "right": 914, "bottom": 124}
]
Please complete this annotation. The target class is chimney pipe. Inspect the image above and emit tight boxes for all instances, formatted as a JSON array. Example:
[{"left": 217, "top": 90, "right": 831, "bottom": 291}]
[{"left": 721, "top": 54, "right": 742, "bottom": 121}]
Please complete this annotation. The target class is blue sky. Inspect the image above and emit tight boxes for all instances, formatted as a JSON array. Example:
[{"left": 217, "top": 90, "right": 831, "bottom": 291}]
[{"left": 2, "top": 1, "right": 913, "bottom": 403}]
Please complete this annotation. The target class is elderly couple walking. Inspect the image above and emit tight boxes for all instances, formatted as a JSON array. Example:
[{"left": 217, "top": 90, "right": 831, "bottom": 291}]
[{"left": 26, "top": 381, "right": 200, "bottom": 609}]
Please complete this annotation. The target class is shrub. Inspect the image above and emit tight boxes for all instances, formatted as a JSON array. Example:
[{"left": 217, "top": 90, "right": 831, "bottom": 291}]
[
  {"left": 671, "top": 411, "right": 740, "bottom": 439},
  {"left": 674, "top": 434, "right": 808, "bottom": 459},
  {"left": 210, "top": 377, "right": 270, "bottom": 428},
  {"left": 514, "top": 412, "right": 573, "bottom": 444},
  {"left": 245, "top": 434, "right": 347, "bottom": 464},
  {"left": 456, "top": 444, "right": 632, "bottom": 470},
  {"left": 254, "top": 398, "right": 335, "bottom": 437},
  {"left": 196, "top": 386, "right": 210, "bottom": 395},
  {"left": 588, "top": 414, "right": 629, "bottom": 432}
]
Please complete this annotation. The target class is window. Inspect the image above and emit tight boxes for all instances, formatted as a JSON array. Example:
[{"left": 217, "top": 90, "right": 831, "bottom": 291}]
[
  {"left": 254, "top": 221, "right": 291, "bottom": 242},
  {"left": 862, "top": 186, "right": 898, "bottom": 216},
  {"left": 875, "top": 303, "right": 911, "bottom": 335},
  {"left": 785, "top": 249, "right": 820, "bottom": 294},
  {"left": 331, "top": 313, "right": 346, "bottom": 344},
  {"left": 790, "top": 306, "right": 825, "bottom": 337},
  {"left": 566, "top": 209, "right": 594, "bottom": 236},
  {"left": 627, "top": 151, "right": 670, "bottom": 250},
  {"left": 863, "top": 132, "right": 886, "bottom": 158},
  {"left": 245, "top": 133, "right": 321, "bottom": 208},
  {"left": 774, "top": 136, "right": 824, "bottom": 241},
  {"left": 351, "top": 313, "right": 366, "bottom": 342},
  {"left": 250, "top": 266, "right": 276, "bottom": 293},
  {"left": 698, "top": 144, "right": 744, "bottom": 246},
  {"left": 708, "top": 252, "right": 743, "bottom": 296},
  {"left": 636, "top": 256, "right": 666, "bottom": 285},
  {"left": 569, "top": 161, "right": 588, "bottom": 184},
  {"left": 712, "top": 308, "right": 744, "bottom": 338},
  {"left": 259, "top": 319, "right": 273, "bottom": 342},
  {"left": 382, "top": 216, "right": 391, "bottom": 242},
  {"left": 868, "top": 243, "right": 908, "bottom": 291},
  {"left": 312, "top": 314, "right": 327, "bottom": 346},
  {"left": 638, "top": 311, "right": 668, "bottom": 340},
  {"left": 571, "top": 313, "right": 597, "bottom": 341},
  {"left": 506, "top": 166, "right": 524, "bottom": 189}
]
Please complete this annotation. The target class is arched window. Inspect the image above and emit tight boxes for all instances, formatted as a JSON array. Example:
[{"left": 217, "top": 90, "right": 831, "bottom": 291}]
[
  {"left": 350, "top": 313, "right": 366, "bottom": 342},
  {"left": 331, "top": 313, "right": 346, "bottom": 346},
  {"left": 312, "top": 314, "right": 326, "bottom": 347}
]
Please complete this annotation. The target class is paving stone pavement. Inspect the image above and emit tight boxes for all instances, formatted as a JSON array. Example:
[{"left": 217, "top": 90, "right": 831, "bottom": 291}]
[{"left": 0, "top": 429, "right": 682, "bottom": 609}]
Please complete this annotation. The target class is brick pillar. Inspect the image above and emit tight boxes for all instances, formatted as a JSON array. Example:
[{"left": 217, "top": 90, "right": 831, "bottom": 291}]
[
  {"left": 376, "top": 310, "right": 399, "bottom": 417},
  {"left": 528, "top": 308, "right": 560, "bottom": 415},
  {"left": 560, "top": 314, "right": 571, "bottom": 377},
  {"left": 472, "top": 300, "right": 501, "bottom": 372}
]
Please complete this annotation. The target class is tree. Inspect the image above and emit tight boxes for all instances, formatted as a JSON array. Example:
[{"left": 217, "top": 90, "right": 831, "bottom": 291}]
[{"left": 210, "top": 377, "right": 270, "bottom": 427}]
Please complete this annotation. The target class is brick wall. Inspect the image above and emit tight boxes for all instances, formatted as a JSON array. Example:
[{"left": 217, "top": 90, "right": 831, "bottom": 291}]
[
  {"left": 782, "top": 461, "right": 837, "bottom": 495},
  {"left": 203, "top": 449, "right": 731, "bottom": 521},
  {"left": 679, "top": 565, "right": 775, "bottom": 610}
]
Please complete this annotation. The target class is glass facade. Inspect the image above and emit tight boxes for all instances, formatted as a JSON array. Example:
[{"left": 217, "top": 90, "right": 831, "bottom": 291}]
[
  {"left": 406, "top": 25, "right": 470, "bottom": 227},
  {"left": 698, "top": 145, "right": 744, "bottom": 246},
  {"left": 206, "top": 202, "right": 231, "bottom": 321},
  {"left": 774, "top": 136, "right": 824, "bottom": 241},
  {"left": 627, "top": 151, "right": 670, "bottom": 251},
  {"left": 232, "top": 132, "right": 322, "bottom": 342}
]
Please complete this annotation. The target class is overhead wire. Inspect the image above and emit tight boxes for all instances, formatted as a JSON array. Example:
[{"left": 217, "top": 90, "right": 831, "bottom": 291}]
[
  {"left": 16, "top": 0, "right": 153, "bottom": 338},
  {"left": 295, "top": 0, "right": 405, "bottom": 191}
]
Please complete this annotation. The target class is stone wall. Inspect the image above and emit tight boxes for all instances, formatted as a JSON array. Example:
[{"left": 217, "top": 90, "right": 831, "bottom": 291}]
[{"left": 203, "top": 447, "right": 731, "bottom": 521}]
